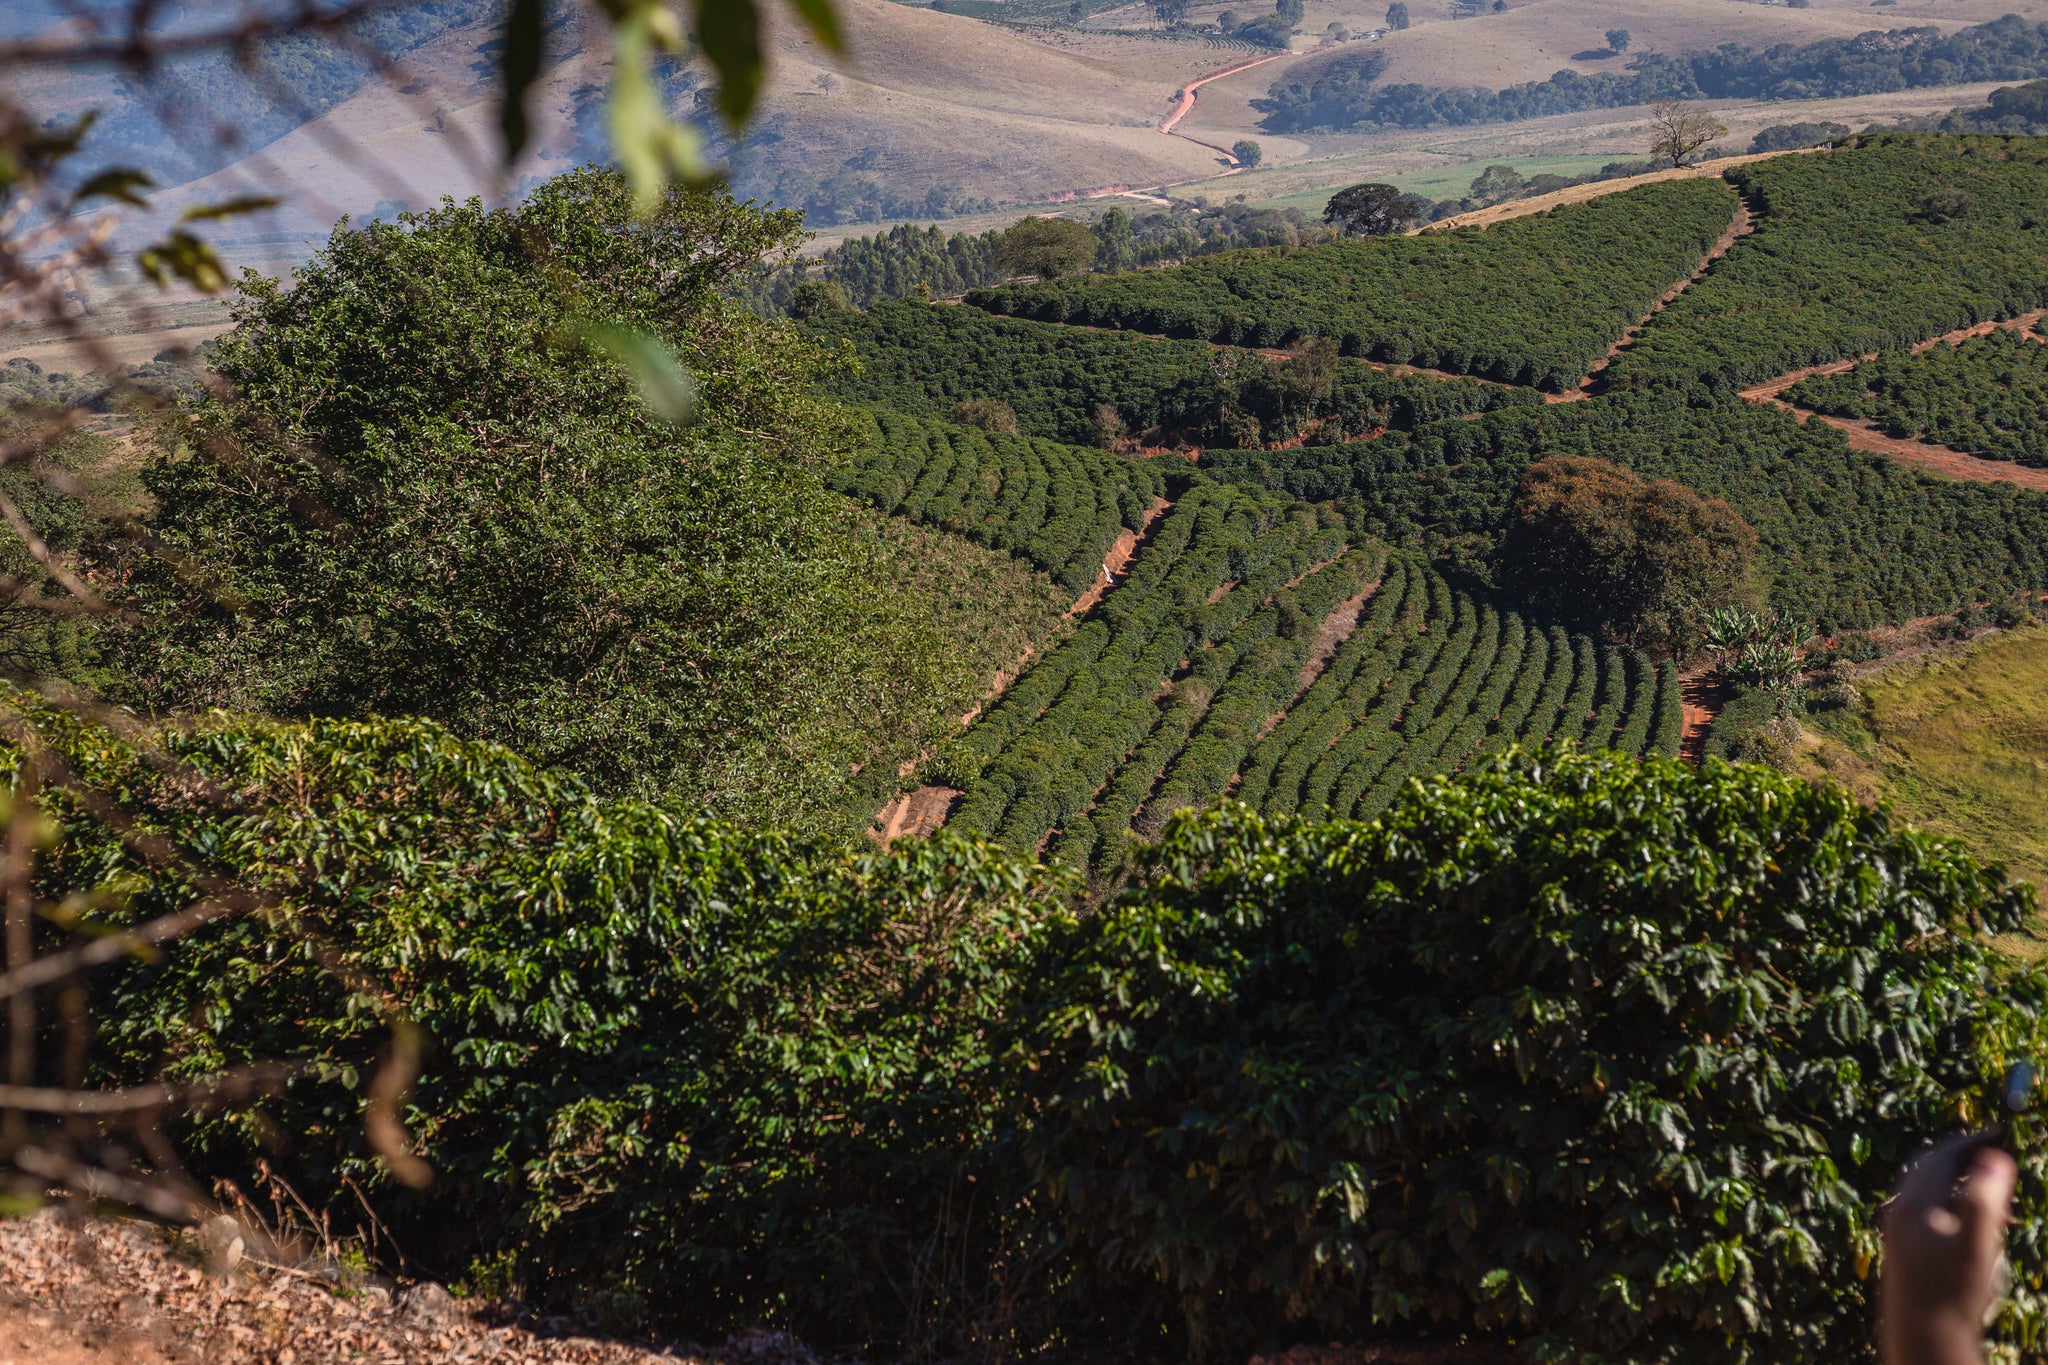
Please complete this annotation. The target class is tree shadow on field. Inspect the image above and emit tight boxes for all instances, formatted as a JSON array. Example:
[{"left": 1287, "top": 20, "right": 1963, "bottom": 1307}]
[{"left": 1571, "top": 47, "right": 1622, "bottom": 60}]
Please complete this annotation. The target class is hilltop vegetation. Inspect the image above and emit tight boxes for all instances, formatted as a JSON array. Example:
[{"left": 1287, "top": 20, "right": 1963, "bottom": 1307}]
[
  {"left": 1610, "top": 135, "right": 2048, "bottom": 393},
  {"left": 967, "top": 178, "right": 1737, "bottom": 390}
]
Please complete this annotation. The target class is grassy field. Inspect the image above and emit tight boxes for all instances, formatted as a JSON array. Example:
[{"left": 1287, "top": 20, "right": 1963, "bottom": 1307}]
[{"left": 1797, "top": 627, "right": 2048, "bottom": 925}]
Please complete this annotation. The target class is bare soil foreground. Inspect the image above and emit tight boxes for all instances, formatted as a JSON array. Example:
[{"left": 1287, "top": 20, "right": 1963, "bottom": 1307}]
[{"left": 0, "top": 1210, "right": 743, "bottom": 1365}]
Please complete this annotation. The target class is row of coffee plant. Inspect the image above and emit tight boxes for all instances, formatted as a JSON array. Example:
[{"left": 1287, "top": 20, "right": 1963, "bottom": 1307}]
[
  {"left": 1233, "top": 556, "right": 1678, "bottom": 824},
  {"left": 938, "top": 484, "right": 1359, "bottom": 864},
  {"left": 1199, "top": 393, "right": 2048, "bottom": 630},
  {"left": 961, "top": 178, "right": 1737, "bottom": 391},
  {"left": 831, "top": 410, "right": 1170, "bottom": 594},
  {"left": 937, "top": 497, "right": 1675, "bottom": 872},
  {"left": 1610, "top": 135, "right": 2048, "bottom": 393},
  {"left": 803, "top": 299, "right": 1537, "bottom": 447},
  {"left": 1786, "top": 326, "right": 2048, "bottom": 465}
]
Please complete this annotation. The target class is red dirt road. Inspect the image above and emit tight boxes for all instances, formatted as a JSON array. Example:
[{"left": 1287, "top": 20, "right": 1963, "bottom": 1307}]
[
  {"left": 1159, "top": 53, "right": 1289, "bottom": 163},
  {"left": 1550, "top": 199, "right": 1754, "bottom": 402},
  {"left": 1737, "top": 309, "right": 2048, "bottom": 491}
]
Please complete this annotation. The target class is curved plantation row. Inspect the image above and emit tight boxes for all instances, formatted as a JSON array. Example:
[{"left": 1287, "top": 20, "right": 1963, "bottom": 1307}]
[
  {"left": 831, "top": 410, "right": 1169, "bottom": 594},
  {"left": 938, "top": 484, "right": 1362, "bottom": 866},
  {"left": 1200, "top": 393, "right": 2048, "bottom": 631},
  {"left": 1787, "top": 326, "right": 2048, "bottom": 466},
  {"left": 963, "top": 178, "right": 1737, "bottom": 391},
  {"left": 1234, "top": 555, "right": 1680, "bottom": 825},
  {"left": 1611, "top": 135, "right": 2048, "bottom": 394},
  {"left": 935, "top": 483, "right": 1674, "bottom": 872},
  {"left": 802, "top": 300, "right": 1538, "bottom": 448}
]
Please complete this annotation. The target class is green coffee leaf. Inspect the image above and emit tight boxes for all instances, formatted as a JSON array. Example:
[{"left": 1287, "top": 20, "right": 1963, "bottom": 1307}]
[
  {"left": 71, "top": 168, "right": 153, "bottom": 209},
  {"left": 607, "top": 7, "right": 708, "bottom": 215},
  {"left": 579, "top": 324, "right": 701, "bottom": 424},
  {"left": 694, "top": 0, "right": 763, "bottom": 126},
  {"left": 136, "top": 231, "right": 228, "bottom": 294},
  {"left": 179, "top": 196, "right": 280, "bottom": 223}
]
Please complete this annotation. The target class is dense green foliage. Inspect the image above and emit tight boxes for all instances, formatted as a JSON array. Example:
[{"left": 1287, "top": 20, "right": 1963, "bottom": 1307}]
[
  {"left": 49, "top": 707, "right": 1078, "bottom": 1348},
  {"left": 802, "top": 300, "right": 1538, "bottom": 446},
  {"left": 967, "top": 179, "right": 1738, "bottom": 390},
  {"left": 38, "top": 706, "right": 2048, "bottom": 1360},
  {"left": 1200, "top": 393, "right": 2048, "bottom": 630},
  {"left": 832, "top": 410, "right": 1169, "bottom": 594},
  {"left": 935, "top": 481, "right": 1670, "bottom": 873},
  {"left": 1499, "top": 454, "right": 1758, "bottom": 656},
  {"left": 116, "top": 171, "right": 953, "bottom": 830},
  {"left": 1228, "top": 553, "right": 1675, "bottom": 823},
  {"left": 1787, "top": 328, "right": 2048, "bottom": 465},
  {"left": 1611, "top": 136, "right": 2048, "bottom": 393},
  {"left": 1030, "top": 753, "right": 2048, "bottom": 1360},
  {"left": 1255, "top": 15, "right": 2048, "bottom": 132}
]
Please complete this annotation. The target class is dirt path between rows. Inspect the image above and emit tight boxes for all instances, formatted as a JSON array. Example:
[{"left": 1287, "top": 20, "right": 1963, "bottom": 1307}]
[
  {"left": 1254, "top": 580, "right": 1382, "bottom": 740},
  {"left": 1158, "top": 53, "right": 1289, "bottom": 165},
  {"left": 1549, "top": 199, "right": 1754, "bottom": 403},
  {"left": 1421, "top": 148, "right": 1817, "bottom": 235},
  {"left": 1736, "top": 308, "right": 2048, "bottom": 490},
  {"left": 871, "top": 497, "right": 1176, "bottom": 844},
  {"left": 1678, "top": 670, "right": 1726, "bottom": 767},
  {"left": 1737, "top": 307, "right": 2048, "bottom": 402}
]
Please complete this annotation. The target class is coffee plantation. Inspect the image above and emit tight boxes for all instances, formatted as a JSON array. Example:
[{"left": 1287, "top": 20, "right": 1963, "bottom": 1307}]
[
  {"left": 1787, "top": 326, "right": 2048, "bottom": 466},
  {"left": 25, "top": 703, "right": 2047, "bottom": 1361},
  {"left": 962, "top": 177, "right": 1737, "bottom": 391}
]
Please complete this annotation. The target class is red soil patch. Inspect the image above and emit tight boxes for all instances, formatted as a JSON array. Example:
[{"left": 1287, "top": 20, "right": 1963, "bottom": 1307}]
[
  {"left": 1255, "top": 580, "right": 1381, "bottom": 740},
  {"left": 872, "top": 784, "right": 965, "bottom": 843},
  {"left": 1067, "top": 494, "right": 1171, "bottom": 618},
  {"left": 1678, "top": 670, "right": 1727, "bottom": 767},
  {"left": 1737, "top": 307, "right": 2048, "bottom": 404},
  {"left": 1550, "top": 199, "right": 1754, "bottom": 403},
  {"left": 1734, "top": 309, "right": 2048, "bottom": 491}
]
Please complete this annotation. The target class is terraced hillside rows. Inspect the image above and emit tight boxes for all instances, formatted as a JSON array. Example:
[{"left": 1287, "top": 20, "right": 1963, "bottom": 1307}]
[
  {"left": 1786, "top": 326, "right": 2048, "bottom": 467},
  {"left": 960, "top": 178, "right": 1739, "bottom": 391},
  {"left": 831, "top": 410, "right": 1170, "bottom": 594},
  {"left": 1608, "top": 135, "right": 2048, "bottom": 395},
  {"left": 803, "top": 300, "right": 1540, "bottom": 448},
  {"left": 1231, "top": 556, "right": 1680, "bottom": 827},
  {"left": 928, "top": 480, "right": 1673, "bottom": 873}
]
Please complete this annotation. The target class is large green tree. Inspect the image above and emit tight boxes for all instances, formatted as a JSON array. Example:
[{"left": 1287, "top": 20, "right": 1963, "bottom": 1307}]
[
  {"left": 1498, "top": 453, "right": 1757, "bottom": 656},
  {"left": 118, "top": 168, "right": 948, "bottom": 828}
]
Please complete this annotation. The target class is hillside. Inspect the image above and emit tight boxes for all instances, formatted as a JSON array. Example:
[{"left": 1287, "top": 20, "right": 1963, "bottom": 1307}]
[{"left": 20, "top": 7, "right": 2048, "bottom": 1353}]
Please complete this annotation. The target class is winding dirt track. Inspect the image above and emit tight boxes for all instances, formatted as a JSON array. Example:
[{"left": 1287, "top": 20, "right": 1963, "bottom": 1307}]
[
  {"left": 1550, "top": 199, "right": 1754, "bottom": 402},
  {"left": 1158, "top": 53, "right": 1290, "bottom": 165},
  {"left": 1737, "top": 309, "right": 2048, "bottom": 491}
]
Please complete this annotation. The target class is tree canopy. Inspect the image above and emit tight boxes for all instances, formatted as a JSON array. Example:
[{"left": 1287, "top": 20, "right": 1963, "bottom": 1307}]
[
  {"left": 1498, "top": 453, "right": 1757, "bottom": 656},
  {"left": 994, "top": 216, "right": 1099, "bottom": 280},
  {"left": 1323, "top": 181, "right": 1423, "bottom": 235},
  {"left": 117, "top": 168, "right": 950, "bottom": 829}
]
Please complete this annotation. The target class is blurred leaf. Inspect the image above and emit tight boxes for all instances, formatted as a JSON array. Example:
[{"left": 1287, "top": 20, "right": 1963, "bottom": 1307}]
[
  {"left": 70, "top": 168, "right": 154, "bottom": 209},
  {"left": 499, "top": 0, "right": 548, "bottom": 163},
  {"left": 784, "top": 0, "right": 847, "bottom": 52},
  {"left": 694, "top": 0, "right": 764, "bottom": 125},
  {"left": 136, "top": 232, "right": 228, "bottom": 294},
  {"left": 607, "top": 7, "right": 708, "bottom": 215},
  {"left": 579, "top": 324, "right": 701, "bottom": 424},
  {"left": 179, "top": 196, "right": 280, "bottom": 223}
]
